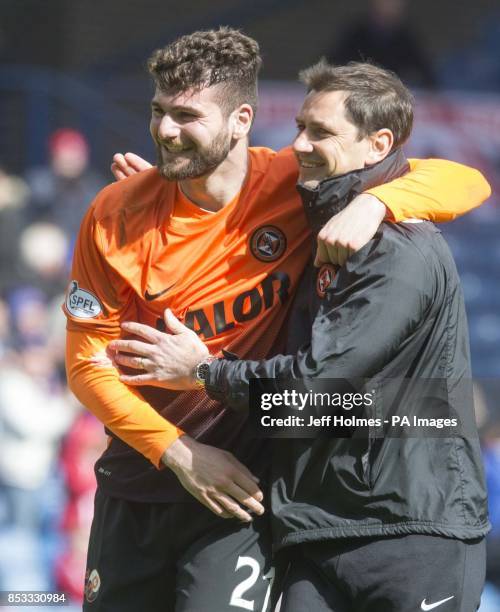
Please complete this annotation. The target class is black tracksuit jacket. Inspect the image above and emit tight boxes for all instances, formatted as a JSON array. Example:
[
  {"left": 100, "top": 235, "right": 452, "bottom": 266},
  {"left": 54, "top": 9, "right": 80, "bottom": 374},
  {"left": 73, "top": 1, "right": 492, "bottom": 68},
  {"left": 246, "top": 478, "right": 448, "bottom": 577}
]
[{"left": 206, "top": 149, "right": 490, "bottom": 550}]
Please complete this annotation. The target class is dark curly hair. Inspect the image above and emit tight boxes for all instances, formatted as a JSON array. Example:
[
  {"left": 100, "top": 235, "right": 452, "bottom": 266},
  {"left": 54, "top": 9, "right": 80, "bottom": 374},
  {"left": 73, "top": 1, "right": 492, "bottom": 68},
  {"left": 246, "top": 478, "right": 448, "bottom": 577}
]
[
  {"left": 148, "top": 27, "right": 262, "bottom": 117},
  {"left": 299, "top": 60, "right": 414, "bottom": 148}
]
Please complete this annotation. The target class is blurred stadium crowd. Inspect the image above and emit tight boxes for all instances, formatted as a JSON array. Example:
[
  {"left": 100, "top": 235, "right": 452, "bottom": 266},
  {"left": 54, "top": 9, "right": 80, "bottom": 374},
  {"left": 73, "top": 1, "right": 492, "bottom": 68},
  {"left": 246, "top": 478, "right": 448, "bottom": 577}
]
[
  {"left": 0, "top": 129, "right": 108, "bottom": 609},
  {"left": 0, "top": 1, "right": 499, "bottom": 609}
]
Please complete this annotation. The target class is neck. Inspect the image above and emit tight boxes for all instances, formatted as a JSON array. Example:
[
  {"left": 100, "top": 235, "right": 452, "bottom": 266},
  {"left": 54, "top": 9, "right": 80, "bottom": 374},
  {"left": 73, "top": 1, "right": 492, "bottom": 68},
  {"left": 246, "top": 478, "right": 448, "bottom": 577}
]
[
  {"left": 179, "top": 139, "right": 249, "bottom": 212},
  {"left": 298, "top": 148, "right": 409, "bottom": 236}
]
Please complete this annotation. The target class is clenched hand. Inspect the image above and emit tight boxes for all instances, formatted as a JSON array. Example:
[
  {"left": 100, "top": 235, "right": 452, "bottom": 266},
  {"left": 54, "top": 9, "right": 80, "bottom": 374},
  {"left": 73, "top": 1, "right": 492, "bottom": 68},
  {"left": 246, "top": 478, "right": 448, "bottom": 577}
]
[{"left": 315, "top": 193, "right": 387, "bottom": 267}]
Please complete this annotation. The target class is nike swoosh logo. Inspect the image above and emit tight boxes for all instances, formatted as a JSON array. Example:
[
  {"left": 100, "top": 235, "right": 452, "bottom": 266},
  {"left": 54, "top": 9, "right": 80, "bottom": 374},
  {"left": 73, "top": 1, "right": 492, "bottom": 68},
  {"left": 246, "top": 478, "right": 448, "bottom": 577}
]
[
  {"left": 421, "top": 596, "right": 455, "bottom": 610},
  {"left": 144, "top": 283, "right": 176, "bottom": 301}
]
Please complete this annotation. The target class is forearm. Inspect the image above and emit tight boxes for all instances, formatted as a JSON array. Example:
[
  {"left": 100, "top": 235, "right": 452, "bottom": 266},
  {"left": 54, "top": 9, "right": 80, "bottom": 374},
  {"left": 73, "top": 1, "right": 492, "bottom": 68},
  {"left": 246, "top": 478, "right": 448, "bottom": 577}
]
[
  {"left": 369, "top": 158, "right": 491, "bottom": 223},
  {"left": 205, "top": 325, "right": 380, "bottom": 412},
  {"left": 206, "top": 353, "right": 298, "bottom": 411},
  {"left": 66, "top": 330, "right": 183, "bottom": 467}
]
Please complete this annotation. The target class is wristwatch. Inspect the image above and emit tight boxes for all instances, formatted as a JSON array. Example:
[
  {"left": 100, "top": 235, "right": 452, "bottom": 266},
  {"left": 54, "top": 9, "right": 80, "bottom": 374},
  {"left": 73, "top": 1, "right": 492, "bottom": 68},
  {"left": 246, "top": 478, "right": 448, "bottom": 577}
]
[{"left": 193, "top": 356, "right": 216, "bottom": 388}]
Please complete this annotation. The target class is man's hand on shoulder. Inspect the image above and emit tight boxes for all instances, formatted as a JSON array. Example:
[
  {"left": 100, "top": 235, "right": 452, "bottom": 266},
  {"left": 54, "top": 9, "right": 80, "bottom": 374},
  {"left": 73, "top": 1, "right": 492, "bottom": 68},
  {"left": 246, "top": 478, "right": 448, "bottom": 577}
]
[
  {"left": 107, "top": 309, "right": 209, "bottom": 390},
  {"left": 162, "top": 435, "right": 265, "bottom": 522},
  {"left": 111, "top": 152, "right": 153, "bottom": 181},
  {"left": 315, "top": 193, "right": 387, "bottom": 267}
]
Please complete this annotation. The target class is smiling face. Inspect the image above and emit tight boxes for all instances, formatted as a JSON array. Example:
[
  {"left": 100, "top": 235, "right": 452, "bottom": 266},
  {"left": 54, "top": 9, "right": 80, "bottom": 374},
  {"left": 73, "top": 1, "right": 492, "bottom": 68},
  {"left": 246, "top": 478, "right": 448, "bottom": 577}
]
[
  {"left": 293, "top": 89, "right": 376, "bottom": 188},
  {"left": 150, "top": 85, "right": 233, "bottom": 181}
]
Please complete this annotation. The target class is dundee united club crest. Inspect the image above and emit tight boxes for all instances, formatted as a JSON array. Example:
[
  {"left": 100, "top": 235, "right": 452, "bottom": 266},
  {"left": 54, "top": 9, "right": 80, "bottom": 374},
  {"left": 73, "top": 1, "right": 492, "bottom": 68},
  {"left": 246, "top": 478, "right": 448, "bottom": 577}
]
[
  {"left": 250, "top": 225, "right": 287, "bottom": 262},
  {"left": 316, "top": 263, "right": 337, "bottom": 298},
  {"left": 84, "top": 568, "right": 101, "bottom": 603}
]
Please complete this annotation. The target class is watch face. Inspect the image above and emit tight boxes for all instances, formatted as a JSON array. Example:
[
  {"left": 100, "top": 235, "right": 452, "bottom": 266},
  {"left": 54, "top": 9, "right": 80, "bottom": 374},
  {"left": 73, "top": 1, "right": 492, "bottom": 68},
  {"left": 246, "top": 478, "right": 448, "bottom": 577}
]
[{"left": 196, "top": 362, "right": 210, "bottom": 382}]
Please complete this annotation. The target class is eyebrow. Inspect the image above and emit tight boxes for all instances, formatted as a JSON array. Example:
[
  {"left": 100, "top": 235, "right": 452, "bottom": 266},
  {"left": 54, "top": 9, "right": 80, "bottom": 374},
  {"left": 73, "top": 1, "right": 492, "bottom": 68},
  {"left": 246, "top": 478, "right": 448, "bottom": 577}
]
[
  {"left": 295, "top": 117, "right": 333, "bottom": 132},
  {"left": 151, "top": 100, "right": 202, "bottom": 114}
]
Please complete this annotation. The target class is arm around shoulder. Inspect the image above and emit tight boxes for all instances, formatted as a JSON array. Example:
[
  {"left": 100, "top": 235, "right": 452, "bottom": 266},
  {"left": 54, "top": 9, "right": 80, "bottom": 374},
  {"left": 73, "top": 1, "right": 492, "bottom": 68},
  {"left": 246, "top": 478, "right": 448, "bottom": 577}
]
[{"left": 368, "top": 158, "right": 491, "bottom": 223}]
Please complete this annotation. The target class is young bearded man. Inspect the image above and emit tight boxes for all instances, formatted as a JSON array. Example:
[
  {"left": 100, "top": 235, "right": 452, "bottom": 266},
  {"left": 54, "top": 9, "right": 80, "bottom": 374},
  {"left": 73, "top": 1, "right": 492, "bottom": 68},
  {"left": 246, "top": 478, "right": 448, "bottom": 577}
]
[{"left": 66, "top": 28, "right": 490, "bottom": 612}]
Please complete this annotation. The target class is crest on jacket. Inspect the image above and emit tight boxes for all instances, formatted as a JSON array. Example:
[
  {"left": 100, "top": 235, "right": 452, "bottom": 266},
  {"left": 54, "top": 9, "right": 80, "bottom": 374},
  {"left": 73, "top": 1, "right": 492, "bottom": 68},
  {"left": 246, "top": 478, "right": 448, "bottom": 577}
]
[{"left": 316, "top": 264, "right": 337, "bottom": 298}]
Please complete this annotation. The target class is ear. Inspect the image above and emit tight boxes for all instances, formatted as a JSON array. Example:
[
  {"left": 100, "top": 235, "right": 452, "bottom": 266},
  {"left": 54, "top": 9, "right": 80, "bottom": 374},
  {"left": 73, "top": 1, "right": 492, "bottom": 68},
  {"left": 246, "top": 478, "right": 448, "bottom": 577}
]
[
  {"left": 231, "top": 104, "right": 254, "bottom": 140},
  {"left": 365, "top": 128, "right": 394, "bottom": 165}
]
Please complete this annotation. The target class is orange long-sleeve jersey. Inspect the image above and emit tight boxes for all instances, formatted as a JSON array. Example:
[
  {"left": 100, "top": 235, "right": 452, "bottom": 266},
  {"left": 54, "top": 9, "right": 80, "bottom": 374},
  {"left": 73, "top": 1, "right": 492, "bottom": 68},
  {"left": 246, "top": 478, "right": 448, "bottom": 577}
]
[{"left": 64, "top": 147, "right": 490, "bottom": 501}]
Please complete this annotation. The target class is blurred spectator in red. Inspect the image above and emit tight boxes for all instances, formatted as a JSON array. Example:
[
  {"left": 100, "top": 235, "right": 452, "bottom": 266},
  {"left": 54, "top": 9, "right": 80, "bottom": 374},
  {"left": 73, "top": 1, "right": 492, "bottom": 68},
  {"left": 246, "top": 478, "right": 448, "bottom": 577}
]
[
  {"left": 56, "top": 413, "right": 106, "bottom": 602},
  {"left": 327, "top": 0, "right": 436, "bottom": 88},
  {"left": 25, "top": 128, "right": 105, "bottom": 240}
]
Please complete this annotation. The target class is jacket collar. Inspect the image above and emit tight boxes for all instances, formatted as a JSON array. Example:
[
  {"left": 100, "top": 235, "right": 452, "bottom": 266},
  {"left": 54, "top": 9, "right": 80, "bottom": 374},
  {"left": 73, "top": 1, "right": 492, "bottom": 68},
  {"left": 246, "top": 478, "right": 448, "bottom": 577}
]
[{"left": 297, "top": 147, "right": 410, "bottom": 235}]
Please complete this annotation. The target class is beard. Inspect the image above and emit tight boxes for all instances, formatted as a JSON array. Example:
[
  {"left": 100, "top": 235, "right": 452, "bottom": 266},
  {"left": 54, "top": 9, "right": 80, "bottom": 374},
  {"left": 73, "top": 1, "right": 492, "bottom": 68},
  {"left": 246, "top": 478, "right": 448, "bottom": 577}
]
[{"left": 156, "top": 128, "right": 232, "bottom": 181}]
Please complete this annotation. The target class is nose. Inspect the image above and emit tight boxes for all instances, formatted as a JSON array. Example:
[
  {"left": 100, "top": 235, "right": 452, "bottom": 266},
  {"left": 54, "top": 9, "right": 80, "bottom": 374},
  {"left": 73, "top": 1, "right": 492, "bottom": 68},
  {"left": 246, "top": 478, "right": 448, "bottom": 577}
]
[
  {"left": 157, "top": 114, "right": 181, "bottom": 140},
  {"left": 293, "top": 130, "right": 313, "bottom": 154}
]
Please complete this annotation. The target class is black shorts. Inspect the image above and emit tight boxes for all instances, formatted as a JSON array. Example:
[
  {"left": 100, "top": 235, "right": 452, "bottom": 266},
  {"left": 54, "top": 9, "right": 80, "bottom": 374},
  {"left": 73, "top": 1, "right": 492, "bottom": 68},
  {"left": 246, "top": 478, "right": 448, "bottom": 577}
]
[
  {"left": 83, "top": 488, "right": 275, "bottom": 612},
  {"left": 278, "top": 534, "right": 486, "bottom": 612}
]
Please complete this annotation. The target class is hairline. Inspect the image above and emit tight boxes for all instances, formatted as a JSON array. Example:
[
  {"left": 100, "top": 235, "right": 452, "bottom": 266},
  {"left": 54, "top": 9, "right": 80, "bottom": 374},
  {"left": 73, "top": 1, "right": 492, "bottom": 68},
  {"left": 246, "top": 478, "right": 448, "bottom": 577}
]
[
  {"left": 300, "top": 88, "right": 376, "bottom": 141},
  {"left": 152, "top": 82, "right": 255, "bottom": 118}
]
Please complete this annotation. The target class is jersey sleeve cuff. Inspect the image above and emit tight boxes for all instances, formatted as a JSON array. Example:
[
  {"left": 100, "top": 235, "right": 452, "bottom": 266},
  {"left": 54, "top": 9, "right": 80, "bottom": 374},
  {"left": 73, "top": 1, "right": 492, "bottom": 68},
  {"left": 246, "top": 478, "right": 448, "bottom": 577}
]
[{"left": 150, "top": 427, "right": 185, "bottom": 469}]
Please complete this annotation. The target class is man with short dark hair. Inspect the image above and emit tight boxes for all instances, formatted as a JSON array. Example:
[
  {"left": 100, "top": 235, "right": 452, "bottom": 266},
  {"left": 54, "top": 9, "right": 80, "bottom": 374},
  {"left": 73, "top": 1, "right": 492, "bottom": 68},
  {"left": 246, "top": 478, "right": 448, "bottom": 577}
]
[{"left": 113, "top": 60, "right": 490, "bottom": 611}]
